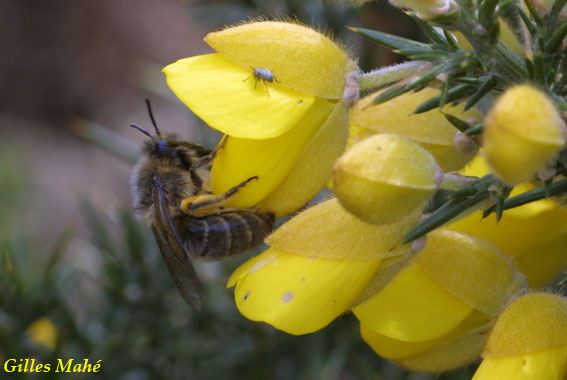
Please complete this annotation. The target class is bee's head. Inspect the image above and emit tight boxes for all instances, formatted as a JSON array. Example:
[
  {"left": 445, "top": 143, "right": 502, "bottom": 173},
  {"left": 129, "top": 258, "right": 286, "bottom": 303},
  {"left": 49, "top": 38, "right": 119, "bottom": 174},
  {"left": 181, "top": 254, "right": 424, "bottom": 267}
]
[{"left": 131, "top": 100, "right": 208, "bottom": 170}]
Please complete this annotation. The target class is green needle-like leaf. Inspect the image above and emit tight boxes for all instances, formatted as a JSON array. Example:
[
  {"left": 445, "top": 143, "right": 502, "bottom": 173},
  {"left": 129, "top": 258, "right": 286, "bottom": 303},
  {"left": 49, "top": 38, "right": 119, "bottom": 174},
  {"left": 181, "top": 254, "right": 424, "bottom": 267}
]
[
  {"left": 415, "top": 83, "right": 474, "bottom": 113},
  {"left": 372, "top": 55, "right": 465, "bottom": 105},
  {"left": 443, "top": 113, "right": 473, "bottom": 133},
  {"left": 404, "top": 176, "right": 496, "bottom": 243},
  {"left": 464, "top": 75, "right": 496, "bottom": 110},
  {"left": 483, "top": 178, "right": 567, "bottom": 214},
  {"left": 347, "top": 26, "right": 431, "bottom": 53}
]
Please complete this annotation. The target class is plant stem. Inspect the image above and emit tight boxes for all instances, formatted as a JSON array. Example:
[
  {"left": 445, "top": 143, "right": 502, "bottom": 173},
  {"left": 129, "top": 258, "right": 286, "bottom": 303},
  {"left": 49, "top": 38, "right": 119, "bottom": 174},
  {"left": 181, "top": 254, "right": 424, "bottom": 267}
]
[{"left": 358, "top": 61, "right": 431, "bottom": 92}]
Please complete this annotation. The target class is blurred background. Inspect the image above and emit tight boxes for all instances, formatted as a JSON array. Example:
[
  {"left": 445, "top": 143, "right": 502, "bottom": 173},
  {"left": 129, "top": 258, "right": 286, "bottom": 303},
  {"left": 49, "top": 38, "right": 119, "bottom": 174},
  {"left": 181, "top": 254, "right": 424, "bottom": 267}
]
[{"left": 0, "top": 0, "right": 475, "bottom": 378}]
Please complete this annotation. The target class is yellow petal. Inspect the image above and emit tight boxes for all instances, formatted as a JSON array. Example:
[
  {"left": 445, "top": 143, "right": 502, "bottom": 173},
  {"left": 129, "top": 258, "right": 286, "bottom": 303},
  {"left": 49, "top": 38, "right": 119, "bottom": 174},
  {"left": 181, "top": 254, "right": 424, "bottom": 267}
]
[
  {"left": 266, "top": 198, "right": 420, "bottom": 260},
  {"left": 163, "top": 53, "right": 316, "bottom": 139},
  {"left": 228, "top": 248, "right": 381, "bottom": 335},
  {"left": 211, "top": 98, "right": 335, "bottom": 208},
  {"left": 515, "top": 230, "right": 567, "bottom": 288},
  {"left": 350, "top": 87, "right": 480, "bottom": 171},
  {"left": 397, "top": 325, "right": 487, "bottom": 372},
  {"left": 353, "top": 263, "right": 474, "bottom": 342},
  {"left": 414, "top": 230, "right": 525, "bottom": 316},
  {"left": 258, "top": 103, "right": 349, "bottom": 216},
  {"left": 360, "top": 310, "right": 490, "bottom": 360},
  {"left": 473, "top": 347, "right": 567, "bottom": 380},
  {"left": 333, "top": 134, "right": 437, "bottom": 224},
  {"left": 484, "top": 293, "right": 567, "bottom": 358},
  {"left": 205, "top": 21, "right": 351, "bottom": 99}
]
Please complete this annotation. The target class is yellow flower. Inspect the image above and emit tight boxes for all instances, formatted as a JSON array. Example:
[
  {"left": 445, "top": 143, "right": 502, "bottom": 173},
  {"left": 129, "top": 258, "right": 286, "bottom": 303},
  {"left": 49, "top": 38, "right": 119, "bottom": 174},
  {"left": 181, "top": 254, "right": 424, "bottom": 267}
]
[
  {"left": 483, "top": 84, "right": 566, "bottom": 185},
  {"left": 333, "top": 133, "right": 438, "bottom": 224},
  {"left": 354, "top": 230, "right": 525, "bottom": 372},
  {"left": 350, "top": 87, "right": 480, "bottom": 171},
  {"left": 25, "top": 317, "right": 57, "bottom": 351},
  {"left": 473, "top": 293, "right": 567, "bottom": 380},
  {"left": 163, "top": 21, "right": 355, "bottom": 216},
  {"left": 450, "top": 155, "right": 567, "bottom": 288},
  {"left": 227, "top": 198, "right": 420, "bottom": 335}
]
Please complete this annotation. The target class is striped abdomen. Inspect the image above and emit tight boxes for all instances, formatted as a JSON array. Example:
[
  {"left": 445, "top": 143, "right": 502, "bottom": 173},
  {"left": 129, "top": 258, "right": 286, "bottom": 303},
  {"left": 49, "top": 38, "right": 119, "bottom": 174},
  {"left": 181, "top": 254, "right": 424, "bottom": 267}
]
[{"left": 179, "top": 211, "right": 275, "bottom": 259}]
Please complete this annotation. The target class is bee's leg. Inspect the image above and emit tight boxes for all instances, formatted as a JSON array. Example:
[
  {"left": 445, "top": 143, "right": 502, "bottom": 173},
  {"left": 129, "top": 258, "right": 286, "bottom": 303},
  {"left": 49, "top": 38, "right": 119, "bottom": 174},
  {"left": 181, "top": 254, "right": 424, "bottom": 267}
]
[
  {"left": 180, "top": 176, "right": 258, "bottom": 217},
  {"left": 192, "top": 136, "right": 228, "bottom": 169},
  {"left": 264, "top": 81, "right": 270, "bottom": 97}
]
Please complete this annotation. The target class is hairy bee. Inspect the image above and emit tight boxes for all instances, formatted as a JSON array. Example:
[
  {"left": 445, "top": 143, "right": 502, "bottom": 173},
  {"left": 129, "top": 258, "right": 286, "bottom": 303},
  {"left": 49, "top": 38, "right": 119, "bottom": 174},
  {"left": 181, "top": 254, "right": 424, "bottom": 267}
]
[{"left": 130, "top": 100, "right": 275, "bottom": 310}]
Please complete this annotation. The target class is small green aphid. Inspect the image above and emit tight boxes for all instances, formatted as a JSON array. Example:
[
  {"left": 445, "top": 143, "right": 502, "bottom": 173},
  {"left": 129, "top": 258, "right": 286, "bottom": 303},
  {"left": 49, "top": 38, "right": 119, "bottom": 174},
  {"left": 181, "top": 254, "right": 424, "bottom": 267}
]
[{"left": 244, "top": 67, "right": 280, "bottom": 95}]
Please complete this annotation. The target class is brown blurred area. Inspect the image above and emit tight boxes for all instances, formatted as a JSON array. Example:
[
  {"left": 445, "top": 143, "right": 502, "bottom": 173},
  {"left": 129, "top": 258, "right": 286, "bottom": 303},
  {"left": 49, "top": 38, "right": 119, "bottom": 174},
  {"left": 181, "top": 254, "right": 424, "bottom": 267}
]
[
  {"left": 0, "top": 0, "right": 213, "bottom": 239},
  {"left": 0, "top": 0, "right": 417, "bottom": 241}
]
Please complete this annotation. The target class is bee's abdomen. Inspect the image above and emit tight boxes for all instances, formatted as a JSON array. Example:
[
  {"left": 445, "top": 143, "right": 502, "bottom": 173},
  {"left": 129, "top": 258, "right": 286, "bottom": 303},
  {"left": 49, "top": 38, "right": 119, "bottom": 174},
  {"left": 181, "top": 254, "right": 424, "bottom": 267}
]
[{"left": 182, "top": 211, "right": 275, "bottom": 259}]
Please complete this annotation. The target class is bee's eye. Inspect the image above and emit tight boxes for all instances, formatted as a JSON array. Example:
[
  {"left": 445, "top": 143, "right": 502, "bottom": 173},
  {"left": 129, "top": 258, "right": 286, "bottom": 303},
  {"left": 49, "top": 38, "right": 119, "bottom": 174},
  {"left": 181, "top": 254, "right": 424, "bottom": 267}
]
[{"left": 158, "top": 141, "right": 170, "bottom": 153}]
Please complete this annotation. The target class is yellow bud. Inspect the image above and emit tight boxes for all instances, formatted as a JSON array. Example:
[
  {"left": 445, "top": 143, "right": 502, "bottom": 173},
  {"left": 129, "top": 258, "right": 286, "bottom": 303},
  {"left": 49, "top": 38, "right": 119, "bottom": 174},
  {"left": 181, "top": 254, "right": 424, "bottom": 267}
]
[
  {"left": 483, "top": 84, "right": 566, "bottom": 185},
  {"left": 474, "top": 293, "right": 567, "bottom": 380},
  {"left": 205, "top": 21, "right": 353, "bottom": 99},
  {"left": 333, "top": 134, "right": 438, "bottom": 224},
  {"left": 484, "top": 293, "right": 567, "bottom": 357},
  {"left": 350, "top": 87, "right": 480, "bottom": 171}
]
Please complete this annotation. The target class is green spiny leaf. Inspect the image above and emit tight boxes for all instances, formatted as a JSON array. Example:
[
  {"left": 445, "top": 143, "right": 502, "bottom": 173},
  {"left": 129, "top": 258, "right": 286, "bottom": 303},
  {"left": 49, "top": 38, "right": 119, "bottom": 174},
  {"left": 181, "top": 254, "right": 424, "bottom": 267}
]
[
  {"left": 533, "top": 52, "right": 545, "bottom": 84},
  {"left": 347, "top": 26, "right": 432, "bottom": 53},
  {"left": 443, "top": 113, "right": 473, "bottom": 133},
  {"left": 483, "top": 178, "right": 567, "bottom": 214},
  {"left": 479, "top": 0, "right": 500, "bottom": 29},
  {"left": 516, "top": 5, "right": 537, "bottom": 35},
  {"left": 404, "top": 176, "right": 496, "bottom": 243},
  {"left": 548, "top": 22, "right": 567, "bottom": 53},
  {"left": 415, "top": 83, "right": 474, "bottom": 113},
  {"left": 523, "top": 0, "right": 544, "bottom": 25},
  {"left": 464, "top": 74, "right": 496, "bottom": 110},
  {"left": 548, "top": 0, "right": 567, "bottom": 27},
  {"left": 411, "top": 16, "right": 447, "bottom": 45},
  {"left": 371, "top": 55, "right": 465, "bottom": 105}
]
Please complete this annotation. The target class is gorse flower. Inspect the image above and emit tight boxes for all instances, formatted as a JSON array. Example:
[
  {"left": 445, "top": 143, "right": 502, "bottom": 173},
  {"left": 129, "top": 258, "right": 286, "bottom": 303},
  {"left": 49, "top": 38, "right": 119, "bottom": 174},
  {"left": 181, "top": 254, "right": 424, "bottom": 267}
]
[
  {"left": 354, "top": 230, "right": 525, "bottom": 372},
  {"left": 483, "top": 84, "right": 566, "bottom": 185},
  {"left": 163, "top": 21, "right": 355, "bottom": 216},
  {"left": 155, "top": 0, "right": 567, "bottom": 377},
  {"left": 227, "top": 198, "right": 420, "bottom": 335},
  {"left": 473, "top": 293, "right": 567, "bottom": 380}
]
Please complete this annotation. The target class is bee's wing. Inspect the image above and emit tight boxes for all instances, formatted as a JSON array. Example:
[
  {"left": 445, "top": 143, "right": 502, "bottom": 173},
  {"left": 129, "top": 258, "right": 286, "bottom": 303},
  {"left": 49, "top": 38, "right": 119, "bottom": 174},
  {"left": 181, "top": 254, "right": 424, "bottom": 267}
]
[{"left": 152, "top": 179, "right": 205, "bottom": 310}]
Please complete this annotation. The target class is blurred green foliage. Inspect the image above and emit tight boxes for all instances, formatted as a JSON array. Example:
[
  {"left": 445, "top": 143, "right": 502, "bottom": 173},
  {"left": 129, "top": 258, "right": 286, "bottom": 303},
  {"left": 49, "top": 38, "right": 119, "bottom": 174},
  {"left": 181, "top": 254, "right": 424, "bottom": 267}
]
[{"left": 0, "top": 200, "right": 481, "bottom": 379}]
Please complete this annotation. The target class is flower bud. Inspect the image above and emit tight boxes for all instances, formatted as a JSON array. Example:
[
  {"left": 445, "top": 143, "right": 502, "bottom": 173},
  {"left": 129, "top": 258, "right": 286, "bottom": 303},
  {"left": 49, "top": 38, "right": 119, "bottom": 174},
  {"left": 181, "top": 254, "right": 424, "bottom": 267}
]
[
  {"left": 473, "top": 293, "right": 567, "bottom": 380},
  {"left": 483, "top": 84, "right": 566, "bottom": 185},
  {"left": 333, "top": 134, "right": 438, "bottom": 224}
]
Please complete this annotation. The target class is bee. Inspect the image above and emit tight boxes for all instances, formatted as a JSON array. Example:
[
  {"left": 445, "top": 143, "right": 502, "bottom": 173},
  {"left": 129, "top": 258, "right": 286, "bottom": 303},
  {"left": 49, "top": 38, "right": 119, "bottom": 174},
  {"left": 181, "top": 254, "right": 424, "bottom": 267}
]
[{"left": 130, "top": 100, "right": 275, "bottom": 310}]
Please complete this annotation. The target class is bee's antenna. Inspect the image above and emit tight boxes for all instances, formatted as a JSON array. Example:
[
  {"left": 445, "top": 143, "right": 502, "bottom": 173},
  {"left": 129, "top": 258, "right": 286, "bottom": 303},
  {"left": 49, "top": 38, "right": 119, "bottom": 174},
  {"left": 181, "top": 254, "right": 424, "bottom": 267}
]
[
  {"left": 130, "top": 124, "right": 152, "bottom": 138},
  {"left": 145, "top": 98, "right": 162, "bottom": 137}
]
